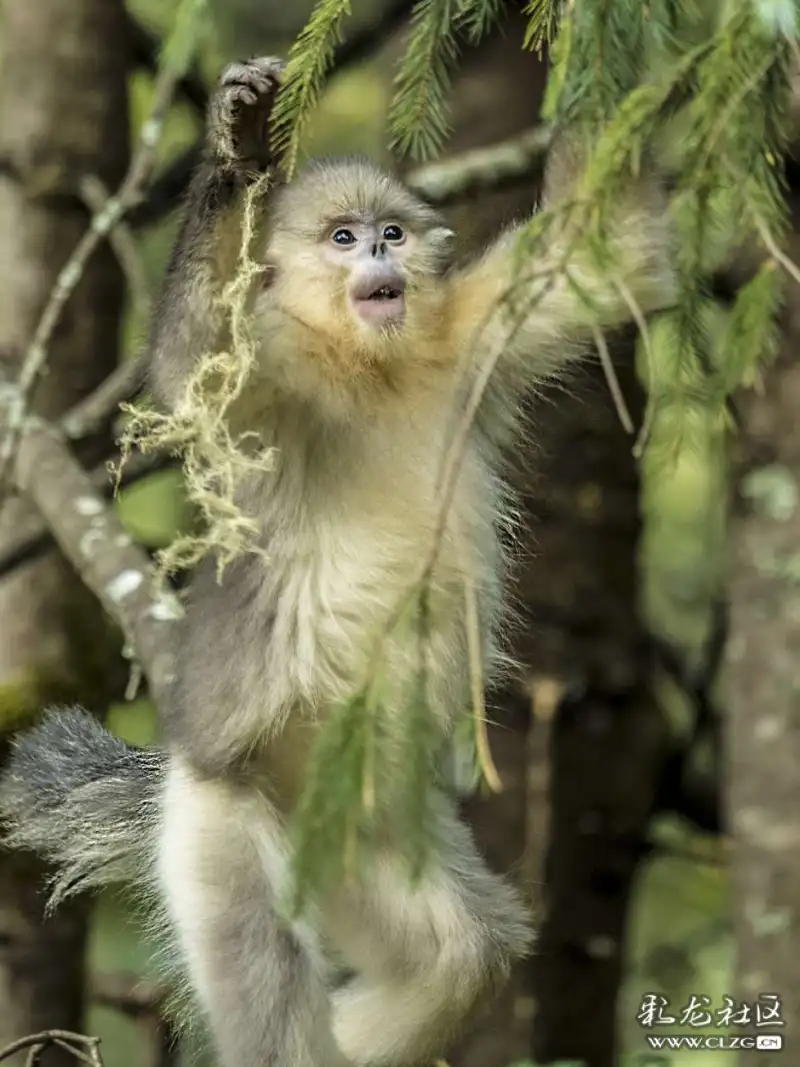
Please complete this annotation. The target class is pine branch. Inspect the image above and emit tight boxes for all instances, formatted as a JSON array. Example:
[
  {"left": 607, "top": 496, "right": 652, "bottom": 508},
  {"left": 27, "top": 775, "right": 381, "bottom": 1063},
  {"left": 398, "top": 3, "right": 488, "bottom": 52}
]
[
  {"left": 272, "top": 0, "right": 355, "bottom": 179},
  {"left": 388, "top": 0, "right": 460, "bottom": 161}
]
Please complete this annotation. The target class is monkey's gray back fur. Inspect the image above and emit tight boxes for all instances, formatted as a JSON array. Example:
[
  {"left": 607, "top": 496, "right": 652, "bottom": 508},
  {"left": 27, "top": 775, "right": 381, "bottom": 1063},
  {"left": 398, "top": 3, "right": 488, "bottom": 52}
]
[{"left": 0, "top": 707, "right": 164, "bottom": 907}]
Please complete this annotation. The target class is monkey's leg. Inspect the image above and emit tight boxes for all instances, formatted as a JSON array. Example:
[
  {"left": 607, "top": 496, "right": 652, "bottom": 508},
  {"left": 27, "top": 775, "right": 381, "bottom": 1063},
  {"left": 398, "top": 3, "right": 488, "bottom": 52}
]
[
  {"left": 325, "top": 797, "right": 534, "bottom": 1066},
  {"left": 158, "top": 758, "right": 348, "bottom": 1067}
]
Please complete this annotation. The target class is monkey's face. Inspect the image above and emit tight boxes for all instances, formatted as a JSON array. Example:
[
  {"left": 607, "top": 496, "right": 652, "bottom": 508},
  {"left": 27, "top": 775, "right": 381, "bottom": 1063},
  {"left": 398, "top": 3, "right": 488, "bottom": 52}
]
[
  {"left": 320, "top": 218, "right": 417, "bottom": 330},
  {"left": 264, "top": 160, "right": 455, "bottom": 348}
]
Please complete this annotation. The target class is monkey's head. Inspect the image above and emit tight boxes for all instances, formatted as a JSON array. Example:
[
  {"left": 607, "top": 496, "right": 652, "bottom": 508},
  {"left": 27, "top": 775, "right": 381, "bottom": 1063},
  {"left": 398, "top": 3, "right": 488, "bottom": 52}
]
[{"left": 264, "top": 158, "right": 455, "bottom": 349}]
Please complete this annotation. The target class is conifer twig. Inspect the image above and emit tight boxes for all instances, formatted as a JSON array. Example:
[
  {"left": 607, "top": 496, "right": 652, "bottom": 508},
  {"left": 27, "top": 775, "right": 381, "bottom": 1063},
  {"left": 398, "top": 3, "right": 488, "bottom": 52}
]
[{"left": 591, "top": 323, "right": 635, "bottom": 434}]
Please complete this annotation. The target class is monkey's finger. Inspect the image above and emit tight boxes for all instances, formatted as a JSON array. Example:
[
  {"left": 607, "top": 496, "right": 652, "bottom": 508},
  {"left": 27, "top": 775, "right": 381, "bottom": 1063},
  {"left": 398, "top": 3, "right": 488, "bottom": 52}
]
[
  {"left": 220, "top": 59, "right": 284, "bottom": 97},
  {"left": 246, "top": 56, "right": 286, "bottom": 83}
]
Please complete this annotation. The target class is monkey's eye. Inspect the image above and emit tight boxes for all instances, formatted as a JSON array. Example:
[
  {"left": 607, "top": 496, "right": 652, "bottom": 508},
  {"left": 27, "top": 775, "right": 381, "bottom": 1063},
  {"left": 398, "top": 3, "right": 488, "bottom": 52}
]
[
  {"left": 382, "top": 224, "right": 405, "bottom": 243},
  {"left": 331, "top": 228, "right": 357, "bottom": 246}
]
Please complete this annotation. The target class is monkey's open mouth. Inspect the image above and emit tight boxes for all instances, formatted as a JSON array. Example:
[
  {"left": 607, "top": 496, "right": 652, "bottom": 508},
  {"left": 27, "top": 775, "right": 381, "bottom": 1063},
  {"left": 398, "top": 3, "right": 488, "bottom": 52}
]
[
  {"left": 368, "top": 285, "right": 402, "bottom": 301},
  {"left": 351, "top": 274, "right": 407, "bottom": 328}
]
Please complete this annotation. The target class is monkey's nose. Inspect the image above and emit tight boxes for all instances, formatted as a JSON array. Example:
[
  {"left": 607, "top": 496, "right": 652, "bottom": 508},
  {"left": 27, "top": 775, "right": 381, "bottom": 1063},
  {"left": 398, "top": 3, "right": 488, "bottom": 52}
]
[{"left": 371, "top": 242, "right": 387, "bottom": 258}]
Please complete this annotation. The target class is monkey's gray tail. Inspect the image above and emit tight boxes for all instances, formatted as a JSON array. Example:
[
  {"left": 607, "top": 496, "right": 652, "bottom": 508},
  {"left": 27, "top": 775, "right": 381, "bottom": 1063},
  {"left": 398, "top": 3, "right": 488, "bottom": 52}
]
[{"left": 0, "top": 707, "right": 165, "bottom": 908}]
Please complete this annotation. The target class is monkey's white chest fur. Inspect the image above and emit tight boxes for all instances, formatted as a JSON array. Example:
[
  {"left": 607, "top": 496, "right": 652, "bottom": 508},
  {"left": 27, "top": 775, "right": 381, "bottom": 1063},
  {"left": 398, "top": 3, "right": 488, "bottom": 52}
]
[{"left": 246, "top": 395, "right": 509, "bottom": 744}]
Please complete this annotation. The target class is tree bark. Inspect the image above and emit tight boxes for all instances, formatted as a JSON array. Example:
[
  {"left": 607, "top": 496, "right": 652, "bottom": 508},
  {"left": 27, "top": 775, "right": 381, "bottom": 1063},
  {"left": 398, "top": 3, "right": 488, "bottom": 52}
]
[
  {"left": 0, "top": 0, "right": 129, "bottom": 1059},
  {"left": 517, "top": 349, "right": 668, "bottom": 1067},
  {"left": 725, "top": 247, "right": 800, "bottom": 1065}
]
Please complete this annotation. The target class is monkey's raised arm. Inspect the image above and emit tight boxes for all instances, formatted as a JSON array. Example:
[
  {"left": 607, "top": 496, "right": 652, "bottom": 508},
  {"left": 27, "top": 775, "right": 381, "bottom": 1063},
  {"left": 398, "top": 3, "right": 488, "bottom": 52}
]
[
  {"left": 148, "top": 58, "right": 284, "bottom": 409},
  {"left": 448, "top": 136, "right": 675, "bottom": 423}
]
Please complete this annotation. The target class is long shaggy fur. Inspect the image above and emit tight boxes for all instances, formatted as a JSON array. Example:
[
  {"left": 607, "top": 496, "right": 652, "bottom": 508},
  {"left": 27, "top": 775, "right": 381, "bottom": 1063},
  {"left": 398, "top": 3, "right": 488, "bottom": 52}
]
[{"left": 0, "top": 707, "right": 164, "bottom": 907}]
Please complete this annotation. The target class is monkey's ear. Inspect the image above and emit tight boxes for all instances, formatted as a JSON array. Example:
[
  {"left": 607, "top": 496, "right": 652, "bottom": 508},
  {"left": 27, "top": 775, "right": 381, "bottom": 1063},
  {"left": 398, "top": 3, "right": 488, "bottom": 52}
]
[{"left": 428, "top": 226, "right": 456, "bottom": 264}]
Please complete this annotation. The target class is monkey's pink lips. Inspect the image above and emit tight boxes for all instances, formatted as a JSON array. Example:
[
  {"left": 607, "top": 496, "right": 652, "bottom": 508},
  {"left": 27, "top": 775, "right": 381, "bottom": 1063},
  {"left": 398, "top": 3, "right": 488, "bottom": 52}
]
[{"left": 351, "top": 278, "right": 407, "bottom": 329}]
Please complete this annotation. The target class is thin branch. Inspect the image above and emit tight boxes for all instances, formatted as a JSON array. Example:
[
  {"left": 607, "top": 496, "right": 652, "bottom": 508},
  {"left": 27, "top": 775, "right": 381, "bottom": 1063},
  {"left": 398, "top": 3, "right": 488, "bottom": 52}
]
[
  {"left": 79, "top": 176, "right": 152, "bottom": 326},
  {"left": 611, "top": 274, "right": 655, "bottom": 458},
  {"left": 591, "top": 323, "right": 635, "bottom": 435},
  {"left": 0, "top": 1033, "right": 104, "bottom": 1067},
  {"left": 524, "top": 675, "right": 565, "bottom": 908},
  {"left": 751, "top": 207, "right": 800, "bottom": 290},
  {"left": 90, "top": 971, "right": 165, "bottom": 1017},
  {"left": 59, "top": 352, "right": 148, "bottom": 442},
  {"left": 130, "top": 143, "right": 203, "bottom": 228},
  {"left": 408, "top": 124, "right": 552, "bottom": 205},
  {"left": 0, "top": 449, "right": 175, "bottom": 580},
  {"left": 462, "top": 567, "right": 503, "bottom": 793}
]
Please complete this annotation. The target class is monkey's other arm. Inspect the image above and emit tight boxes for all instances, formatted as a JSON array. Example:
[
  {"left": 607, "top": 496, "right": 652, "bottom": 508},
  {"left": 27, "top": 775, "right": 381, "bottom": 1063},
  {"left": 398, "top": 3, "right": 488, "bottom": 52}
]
[
  {"left": 448, "top": 133, "right": 675, "bottom": 419},
  {"left": 148, "top": 57, "right": 284, "bottom": 409}
]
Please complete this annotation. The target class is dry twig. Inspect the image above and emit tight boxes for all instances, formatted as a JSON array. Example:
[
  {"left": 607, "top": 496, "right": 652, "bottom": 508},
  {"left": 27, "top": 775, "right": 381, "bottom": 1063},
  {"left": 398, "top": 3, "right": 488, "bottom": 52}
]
[{"left": 0, "top": 1032, "right": 103, "bottom": 1067}]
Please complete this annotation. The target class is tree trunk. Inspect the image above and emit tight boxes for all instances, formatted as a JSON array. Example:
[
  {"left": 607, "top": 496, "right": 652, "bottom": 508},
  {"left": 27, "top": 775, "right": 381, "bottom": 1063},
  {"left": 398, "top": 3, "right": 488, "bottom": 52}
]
[
  {"left": 516, "top": 347, "right": 668, "bottom": 1067},
  {"left": 0, "top": 0, "right": 129, "bottom": 1059},
  {"left": 725, "top": 229, "right": 800, "bottom": 1064}
]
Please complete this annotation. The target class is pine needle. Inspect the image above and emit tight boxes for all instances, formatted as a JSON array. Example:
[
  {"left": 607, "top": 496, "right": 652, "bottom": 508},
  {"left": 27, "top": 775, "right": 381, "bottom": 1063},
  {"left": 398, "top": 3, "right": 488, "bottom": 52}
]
[
  {"left": 270, "top": 0, "right": 354, "bottom": 179},
  {"left": 389, "top": 0, "right": 461, "bottom": 161}
]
